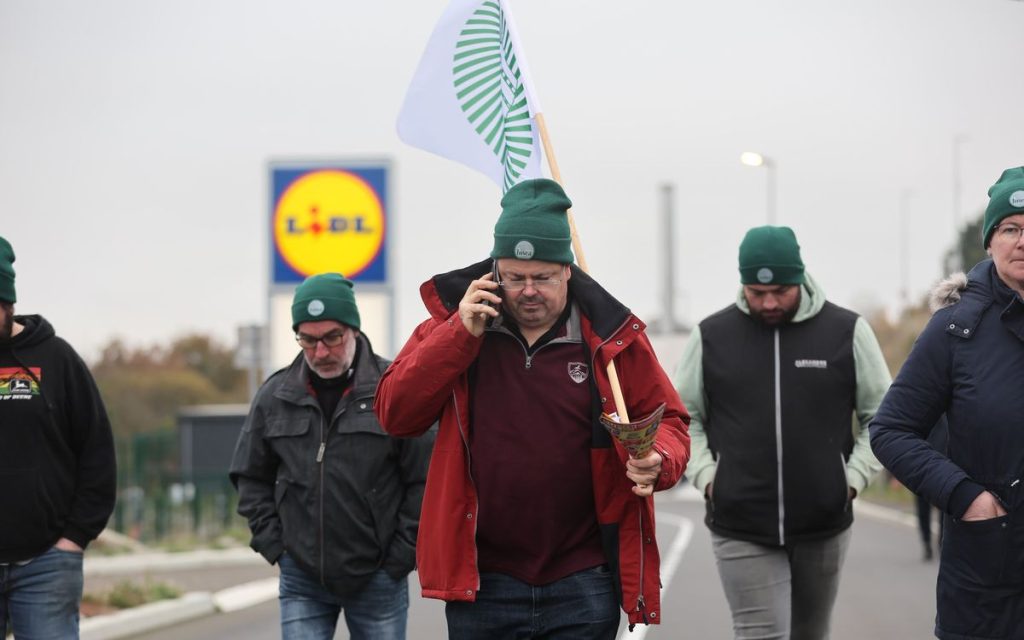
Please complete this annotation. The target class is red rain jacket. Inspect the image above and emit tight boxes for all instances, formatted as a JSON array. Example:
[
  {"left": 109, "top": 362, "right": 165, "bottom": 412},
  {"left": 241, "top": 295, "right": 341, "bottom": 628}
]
[{"left": 375, "top": 260, "right": 690, "bottom": 627}]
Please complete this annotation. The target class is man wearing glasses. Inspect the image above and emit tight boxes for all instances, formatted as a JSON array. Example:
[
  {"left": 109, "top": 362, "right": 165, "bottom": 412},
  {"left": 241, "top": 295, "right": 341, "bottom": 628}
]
[
  {"left": 374, "top": 179, "right": 691, "bottom": 638},
  {"left": 230, "top": 274, "right": 434, "bottom": 640}
]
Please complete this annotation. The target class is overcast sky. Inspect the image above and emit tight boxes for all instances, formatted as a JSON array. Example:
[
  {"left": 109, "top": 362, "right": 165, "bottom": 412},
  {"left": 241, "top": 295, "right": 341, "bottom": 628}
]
[{"left": 2, "top": 0, "right": 1022, "bottom": 362}]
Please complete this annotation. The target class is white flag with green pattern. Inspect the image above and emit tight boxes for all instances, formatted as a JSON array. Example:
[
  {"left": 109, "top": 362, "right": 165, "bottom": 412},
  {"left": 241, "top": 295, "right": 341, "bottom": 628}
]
[{"left": 397, "top": 0, "right": 544, "bottom": 192}]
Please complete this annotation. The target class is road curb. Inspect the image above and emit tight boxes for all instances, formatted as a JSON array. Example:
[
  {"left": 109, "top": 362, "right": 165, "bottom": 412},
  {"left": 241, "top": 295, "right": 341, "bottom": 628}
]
[
  {"left": 84, "top": 547, "right": 264, "bottom": 577},
  {"left": 79, "top": 577, "right": 280, "bottom": 639},
  {"left": 213, "top": 577, "right": 279, "bottom": 613},
  {"left": 80, "top": 592, "right": 216, "bottom": 640}
]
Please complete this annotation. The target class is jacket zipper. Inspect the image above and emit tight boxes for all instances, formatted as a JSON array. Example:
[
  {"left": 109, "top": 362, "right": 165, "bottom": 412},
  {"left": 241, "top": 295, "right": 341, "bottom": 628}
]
[
  {"left": 315, "top": 402, "right": 346, "bottom": 586},
  {"left": 505, "top": 329, "right": 572, "bottom": 369},
  {"left": 590, "top": 316, "right": 647, "bottom": 615},
  {"left": 317, "top": 410, "right": 327, "bottom": 585},
  {"left": 452, "top": 390, "right": 480, "bottom": 595},
  {"left": 774, "top": 328, "right": 785, "bottom": 546},
  {"left": 636, "top": 509, "right": 648, "bottom": 623}
]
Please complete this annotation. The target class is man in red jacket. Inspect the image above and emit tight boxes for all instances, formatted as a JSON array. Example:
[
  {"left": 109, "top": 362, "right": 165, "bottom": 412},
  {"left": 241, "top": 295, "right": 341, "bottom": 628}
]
[{"left": 374, "top": 179, "right": 690, "bottom": 638}]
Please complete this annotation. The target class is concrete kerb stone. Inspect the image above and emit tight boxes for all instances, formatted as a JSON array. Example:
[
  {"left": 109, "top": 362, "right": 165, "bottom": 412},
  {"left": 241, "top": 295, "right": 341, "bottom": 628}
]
[
  {"left": 84, "top": 547, "right": 265, "bottom": 577},
  {"left": 79, "top": 577, "right": 280, "bottom": 640},
  {"left": 213, "top": 577, "right": 280, "bottom": 612},
  {"left": 79, "top": 548, "right": 278, "bottom": 640},
  {"left": 80, "top": 592, "right": 216, "bottom": 640}
]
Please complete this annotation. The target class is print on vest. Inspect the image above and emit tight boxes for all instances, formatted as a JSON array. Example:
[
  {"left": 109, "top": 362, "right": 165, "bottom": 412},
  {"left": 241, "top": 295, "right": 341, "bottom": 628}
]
[
  {"left": 567, "top": 362, "right": 589, "bottom": 384},
  {"left": 794, "top": 359, "right": 828, "bottom": 369}
]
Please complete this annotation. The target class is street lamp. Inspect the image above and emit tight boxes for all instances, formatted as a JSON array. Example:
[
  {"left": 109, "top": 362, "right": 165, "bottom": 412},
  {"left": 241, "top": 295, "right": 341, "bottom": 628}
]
[{"left": 740, "top": 151, "right": 777, "bottom": 224}]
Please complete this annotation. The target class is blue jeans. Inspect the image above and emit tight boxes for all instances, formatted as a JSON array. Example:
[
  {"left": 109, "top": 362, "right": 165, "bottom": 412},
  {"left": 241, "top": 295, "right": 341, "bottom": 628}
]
[
  {"left": 445, "top": 566, "right": 620, "bottom": 640},
  {"left": 278, "top": 553, "right": 408, "bottom": 640},
  {"left": 0, "top": 547, "right": 84, "bottom": 639},
  {"left": 711, "top": 528, "right": 852, "bottom": 640}
]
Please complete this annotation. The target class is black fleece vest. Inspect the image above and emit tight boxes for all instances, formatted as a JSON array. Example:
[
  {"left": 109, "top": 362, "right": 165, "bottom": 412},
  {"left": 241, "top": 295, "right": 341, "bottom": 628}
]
[{"left": 701, "top": 301, "right": 858, "bottom": 546}]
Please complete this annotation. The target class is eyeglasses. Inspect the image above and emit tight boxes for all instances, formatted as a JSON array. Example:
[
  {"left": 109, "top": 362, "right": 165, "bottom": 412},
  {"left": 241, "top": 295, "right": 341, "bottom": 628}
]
[
  {"left": 295, "top": 329, "right": 348, "bottom": 349},
  {"left": 994, "top": 223, "right": 1024, "bottom": 243},
  {"left": 497, "top": 277, "right": 564, "bottom": 291}
]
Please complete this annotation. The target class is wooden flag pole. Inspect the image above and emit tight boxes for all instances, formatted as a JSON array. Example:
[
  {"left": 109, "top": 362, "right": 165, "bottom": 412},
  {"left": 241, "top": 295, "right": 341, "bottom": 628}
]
[{"left": 535, "top": 112, "right": 630, "bottom": 424}]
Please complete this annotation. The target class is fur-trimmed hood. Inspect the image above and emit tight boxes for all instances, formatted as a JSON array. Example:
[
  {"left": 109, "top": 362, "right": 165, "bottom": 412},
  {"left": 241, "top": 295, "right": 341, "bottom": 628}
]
[{"left": 929, "top": 271, "right": 968, "bottom": 313}]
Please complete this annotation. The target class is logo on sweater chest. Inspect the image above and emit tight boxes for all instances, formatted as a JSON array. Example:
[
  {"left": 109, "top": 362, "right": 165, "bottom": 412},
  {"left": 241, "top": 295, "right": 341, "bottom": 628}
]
[
  {"left": 567, "top": 362, "right": 589, "bottom": 384},
  {"left": 0, "top": 367, "right": 41, "bottom": 400}
]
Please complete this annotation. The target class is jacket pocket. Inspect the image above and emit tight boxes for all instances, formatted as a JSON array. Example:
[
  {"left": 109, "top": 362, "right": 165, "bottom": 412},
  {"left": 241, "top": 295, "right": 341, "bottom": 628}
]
[
  {"left": 944, "top": 513, "right": 1012, "bottom": 586},
  {"left": 266, "top": 415, "right": 314, "bottom": 483},
  {"left": 364, "top": 483, "right": 400, "bottom": 559},
  {"left": 938, "top": 512, "right": 1015, "bottom": 638},
  {"left": 840, "top": 453, "right": 851, "bottom": 512},
  {"left": 337, "top": 395, "right": 385, "bottom": 436},
  {"left": 273, "top": 475, "right": 316, "bottom": 566},
  {"left": 265, "top": 415, "right": 312, "bottom": 438},
  {"left": 273, "top": 478, "right": 289, "bottom": 508},
  {"left": 708, "top": 453, "right": 777, "bottom": 537}
]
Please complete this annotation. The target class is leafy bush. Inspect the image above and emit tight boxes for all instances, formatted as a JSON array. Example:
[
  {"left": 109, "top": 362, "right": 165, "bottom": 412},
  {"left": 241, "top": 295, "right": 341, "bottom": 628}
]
[{"left": 96, "top": 579, "right": 183, "bottom": 609}]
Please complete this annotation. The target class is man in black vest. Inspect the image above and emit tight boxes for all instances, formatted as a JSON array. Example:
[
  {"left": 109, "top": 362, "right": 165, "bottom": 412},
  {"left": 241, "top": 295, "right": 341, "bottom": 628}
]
[{"left": 672, "top": 226, "right": 891, "bottom": 640}]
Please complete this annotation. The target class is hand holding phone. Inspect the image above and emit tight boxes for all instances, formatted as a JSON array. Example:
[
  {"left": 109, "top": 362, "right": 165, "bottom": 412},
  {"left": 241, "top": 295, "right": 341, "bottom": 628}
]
[
  {"left": 486, "top": 262, "right": 504, "bottom": 310},
  {"left": 458, "top": 266, "right": 502, "bottom": 337}
]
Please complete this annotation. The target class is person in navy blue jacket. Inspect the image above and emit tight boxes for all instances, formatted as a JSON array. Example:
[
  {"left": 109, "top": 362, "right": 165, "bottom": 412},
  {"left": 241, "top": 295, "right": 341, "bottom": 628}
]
[{"left": 870, "top": 166, "right": 1024, "bottom": 640}]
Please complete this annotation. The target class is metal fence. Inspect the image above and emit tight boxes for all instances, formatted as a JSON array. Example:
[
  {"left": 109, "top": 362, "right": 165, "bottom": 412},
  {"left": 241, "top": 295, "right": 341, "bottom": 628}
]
[{"left": 110, "top": 430, "right": 244, "bottom": 544}]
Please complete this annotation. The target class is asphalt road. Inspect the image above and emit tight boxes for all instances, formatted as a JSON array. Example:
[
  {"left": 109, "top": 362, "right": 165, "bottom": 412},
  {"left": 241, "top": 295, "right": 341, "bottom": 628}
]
[{"left": 127, "top": 488, "right": 939, "bottom": 639}]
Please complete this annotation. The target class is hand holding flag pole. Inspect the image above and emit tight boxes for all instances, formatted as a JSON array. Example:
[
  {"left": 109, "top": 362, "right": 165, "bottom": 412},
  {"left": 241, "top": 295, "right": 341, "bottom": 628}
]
[{"left": 535, "top": 112, "right": 663, "bottom": 495}]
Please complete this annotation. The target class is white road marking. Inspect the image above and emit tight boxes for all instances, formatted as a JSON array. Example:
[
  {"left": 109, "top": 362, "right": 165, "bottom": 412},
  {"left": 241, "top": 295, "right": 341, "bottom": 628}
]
[
  {"left": 658, "top": 482, "right": 704, "bottom": 503},
  {"left": 853, "top": 498, "right": 918, "bottom": 528}
]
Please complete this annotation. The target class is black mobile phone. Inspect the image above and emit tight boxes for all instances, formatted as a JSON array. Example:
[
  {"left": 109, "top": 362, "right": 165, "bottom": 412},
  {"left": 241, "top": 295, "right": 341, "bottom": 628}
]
[{"left": 487, "top": 261, "right": 503, "bottom": 312}]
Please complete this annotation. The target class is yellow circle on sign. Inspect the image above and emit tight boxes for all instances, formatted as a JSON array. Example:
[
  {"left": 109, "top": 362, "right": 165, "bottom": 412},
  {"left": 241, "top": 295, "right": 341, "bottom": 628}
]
[{"left": 273, "top": 170, "right": 385, "bottom": 278}]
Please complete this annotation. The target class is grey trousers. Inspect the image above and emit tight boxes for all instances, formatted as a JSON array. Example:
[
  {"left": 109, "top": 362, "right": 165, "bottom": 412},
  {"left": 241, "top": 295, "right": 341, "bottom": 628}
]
[{"left": 710, "top": 528, "right": 852, "bottom": 640}]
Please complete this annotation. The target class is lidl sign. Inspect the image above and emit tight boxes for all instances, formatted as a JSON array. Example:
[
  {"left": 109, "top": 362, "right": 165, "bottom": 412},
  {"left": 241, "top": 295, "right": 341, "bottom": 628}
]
[{"left": 271, "top": 165, "right": 388, "bottom": 284}]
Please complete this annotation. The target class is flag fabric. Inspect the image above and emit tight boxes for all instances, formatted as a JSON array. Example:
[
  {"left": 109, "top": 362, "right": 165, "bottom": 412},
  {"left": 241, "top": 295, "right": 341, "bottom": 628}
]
[{"left": 397, "top": 0, "right": 545, "bottom": 192}]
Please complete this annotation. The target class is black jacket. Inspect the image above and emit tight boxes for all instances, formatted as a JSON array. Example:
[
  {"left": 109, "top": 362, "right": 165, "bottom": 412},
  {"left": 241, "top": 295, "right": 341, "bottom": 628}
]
[
  {"left": 871, "top": 260, "right": 1024, "bottom": 640},
  {"left": 229, "top": 335, "right": 435, "bottom": 596},
  {"left": 0, "top": 315, "right": 117, "bottom": 562}
]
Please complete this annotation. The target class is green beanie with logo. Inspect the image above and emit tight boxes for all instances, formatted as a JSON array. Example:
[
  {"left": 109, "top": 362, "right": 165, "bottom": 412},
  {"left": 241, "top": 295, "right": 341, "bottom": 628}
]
[
  {"left": 0, "top": 236, "right": 15, "bottom": 303},
  {"left": 982, "top": 166, "right": 1024, "bottom": 248},
  {"left": 491, "top": 179, "right": 575, "bottom": 264},
  {"left": 738, "top": 225, "right": 805, "bottom": 285},
  {"left": 291, "top": 273, "right": 361, "bottom": 332}
]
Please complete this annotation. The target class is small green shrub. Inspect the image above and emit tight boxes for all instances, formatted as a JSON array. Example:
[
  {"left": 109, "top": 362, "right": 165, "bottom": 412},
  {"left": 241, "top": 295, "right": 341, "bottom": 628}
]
[{"left": 103, "top": 579, "right": 182, "bottom": 609}]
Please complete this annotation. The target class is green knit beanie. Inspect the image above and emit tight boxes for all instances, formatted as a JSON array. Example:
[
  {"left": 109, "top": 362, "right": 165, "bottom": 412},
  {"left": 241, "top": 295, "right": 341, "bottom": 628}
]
[
  {"left": 491, "top": 179, "right": 574, "bottom": 264},
  {"left": 0, "top": 236, "right": 15, "bottom": 303},
  {"left": 982, "top": 166, "right": 1024, "bottom": 248},
  {"left": 291, "top": 273, "right": 361, "bottom": 332},
  {"left": 738, "top": 226, "right": 805, "bottom": 285}
]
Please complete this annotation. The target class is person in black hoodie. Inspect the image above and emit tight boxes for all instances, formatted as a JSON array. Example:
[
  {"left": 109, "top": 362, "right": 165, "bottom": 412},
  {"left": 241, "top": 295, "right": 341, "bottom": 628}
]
[{"left": 0, "top": 235, "right": 117, "bottom": 639}]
